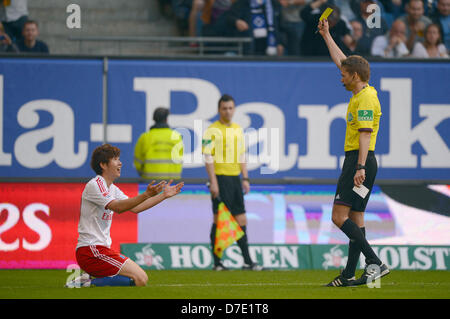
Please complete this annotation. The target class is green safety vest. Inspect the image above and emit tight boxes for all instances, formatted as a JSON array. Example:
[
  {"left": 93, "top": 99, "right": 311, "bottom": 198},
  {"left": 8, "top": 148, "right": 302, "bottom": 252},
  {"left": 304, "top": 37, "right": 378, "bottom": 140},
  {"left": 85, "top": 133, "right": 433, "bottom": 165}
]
[{"left": 133, "top": 128, "right": 183, "bottom": 179}]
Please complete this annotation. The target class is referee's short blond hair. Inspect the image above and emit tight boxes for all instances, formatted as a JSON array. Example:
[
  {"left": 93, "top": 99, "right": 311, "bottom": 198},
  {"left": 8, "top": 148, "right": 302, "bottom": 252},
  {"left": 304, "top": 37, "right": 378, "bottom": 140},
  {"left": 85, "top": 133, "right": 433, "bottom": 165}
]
[{"left": 341, "top": 55, "right": 370, "bottom": 83}]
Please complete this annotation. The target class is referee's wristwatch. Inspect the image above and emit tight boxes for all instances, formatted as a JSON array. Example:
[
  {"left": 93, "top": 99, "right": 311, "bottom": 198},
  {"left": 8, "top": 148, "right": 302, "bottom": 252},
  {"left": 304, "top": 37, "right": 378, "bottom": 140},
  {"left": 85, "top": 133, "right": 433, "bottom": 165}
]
[
  {"left": 242, "top": 177, "right": 250, "bottom": 182},
  {"left": 356, "top": 164, "right": 366, "bottom": 170}
]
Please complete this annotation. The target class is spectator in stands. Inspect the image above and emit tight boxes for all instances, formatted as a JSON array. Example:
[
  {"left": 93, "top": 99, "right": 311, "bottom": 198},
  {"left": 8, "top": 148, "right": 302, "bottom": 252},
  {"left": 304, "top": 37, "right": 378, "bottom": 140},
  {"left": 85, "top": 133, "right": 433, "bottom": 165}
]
[
  {"left": 0, "top": 0, "right": 27, "bottom": 43},
  {"left": 398, "top": 0, "right": 432, "bottom": 51},
  {"left": 423, "top": 0, "right": 439, "bottom": 15},
  {"left": 410, "top": 22, "right": 449, "bottom": 57},
  {"left": 335, "top": 0, "right": 357, "bottom": 22},
  {"left": 347, "top": 19, "right": 365, "bottom": 54},
  {"left": 158, "top": 0, "right": 175, "bottom": 18},
  {"left": 188, "top": 0, "right": 204, "bottom": 43},
  {"left": 429, "top": 0, "right": 450, "bottom": 52},
  {"left": 172, "top": 0, "right": 193, "bottom": 35},
  {"left": 350, "top": 0, "right": 389, "bottom": 55},
  {"left": 300, "top": 1, "right": 352, "bottom": 56},
  {"left": 0, "top": 23, "right": 17, "bottom": 52},
  {"left": 200, "top": 0, "right": 235, "bottom": 37},
  {"left": 371, "top": 19, "right": 410, "bottom": 57},
  {"left": 278, "top": 0, "right": 307, "bottom": 56},
  {"left": 196, "top": 0, "right": 236, "bottom": 54},
  {"left": 226, "top": 0, "right": 285, "bottom": 56},
  {"left": 0, "top": 22, "right": 18, "bottom": 52},
  {"left": 17, "top": 20, "right": 49, "bottom": 53},
  {"left": 378, "top": 0, "right": 406, "bottom": 20}
]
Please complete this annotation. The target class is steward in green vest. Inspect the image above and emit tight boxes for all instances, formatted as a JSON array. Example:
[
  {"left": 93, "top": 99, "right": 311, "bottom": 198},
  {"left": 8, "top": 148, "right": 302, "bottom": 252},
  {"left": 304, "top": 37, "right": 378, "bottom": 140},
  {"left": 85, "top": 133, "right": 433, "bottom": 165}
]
[{"left": 134, "top": 107, "right": 183, "bottom": 179}]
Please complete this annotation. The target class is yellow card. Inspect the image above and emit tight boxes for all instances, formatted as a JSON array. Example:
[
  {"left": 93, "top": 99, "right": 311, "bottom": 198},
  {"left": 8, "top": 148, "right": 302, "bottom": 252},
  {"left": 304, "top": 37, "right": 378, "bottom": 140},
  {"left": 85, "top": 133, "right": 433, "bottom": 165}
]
[{"left": 319, "top": 8, "right": 333, "bottom": 21}]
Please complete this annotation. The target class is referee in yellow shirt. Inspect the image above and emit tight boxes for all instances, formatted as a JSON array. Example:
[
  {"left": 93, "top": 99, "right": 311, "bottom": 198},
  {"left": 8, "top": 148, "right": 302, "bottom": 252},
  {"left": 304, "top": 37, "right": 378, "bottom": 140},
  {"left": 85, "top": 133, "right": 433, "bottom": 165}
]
[
  {"left": 318, "top": 18, "right": 389, "bottom": 287},
  {"left": 202, "top": 94, "right": 262, "bottom": 271}
]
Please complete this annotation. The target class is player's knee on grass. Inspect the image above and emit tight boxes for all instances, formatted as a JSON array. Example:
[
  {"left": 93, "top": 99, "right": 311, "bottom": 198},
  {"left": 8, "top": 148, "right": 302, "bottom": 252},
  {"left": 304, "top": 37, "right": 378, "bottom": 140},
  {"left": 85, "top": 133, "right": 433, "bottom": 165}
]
[
  {"left": 120, "top": 259, "right": 148, "bottom": 286},
  {"left": 126, "top": 267, "right": 148, "bottom": 286},
  {"left": 133, "top": 270, "right": 148, "bottom": 287}
]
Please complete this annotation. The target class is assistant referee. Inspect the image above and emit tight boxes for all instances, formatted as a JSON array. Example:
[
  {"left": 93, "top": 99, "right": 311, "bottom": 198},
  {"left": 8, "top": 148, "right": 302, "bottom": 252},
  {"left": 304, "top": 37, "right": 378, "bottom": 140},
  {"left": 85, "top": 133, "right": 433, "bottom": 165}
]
[{"left": 202, "top": 94, "right": 262, "bottom": 271}]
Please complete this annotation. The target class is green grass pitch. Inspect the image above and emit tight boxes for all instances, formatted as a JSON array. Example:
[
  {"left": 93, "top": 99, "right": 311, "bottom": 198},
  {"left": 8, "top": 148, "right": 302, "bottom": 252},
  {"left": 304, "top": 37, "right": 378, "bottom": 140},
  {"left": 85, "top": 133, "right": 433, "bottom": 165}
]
[{"left": 1, "top": 269, "right": 449, "bottom": 299}]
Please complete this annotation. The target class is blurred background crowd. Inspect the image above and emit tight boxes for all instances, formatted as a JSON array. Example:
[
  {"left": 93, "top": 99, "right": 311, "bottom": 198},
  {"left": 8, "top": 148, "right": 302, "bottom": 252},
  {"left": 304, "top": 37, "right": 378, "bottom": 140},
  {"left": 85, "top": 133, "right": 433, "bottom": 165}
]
[
  {"left": 158, "top": 0, "right": 450, "bottom": 57},
  {"left": 0, "top": 0, "right": 448, "bottom": 58}
]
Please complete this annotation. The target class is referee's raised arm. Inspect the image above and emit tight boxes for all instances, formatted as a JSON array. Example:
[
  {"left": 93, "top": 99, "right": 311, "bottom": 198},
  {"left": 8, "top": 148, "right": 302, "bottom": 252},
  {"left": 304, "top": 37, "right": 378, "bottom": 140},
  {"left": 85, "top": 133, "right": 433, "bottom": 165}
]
[{"left": 318, "top": 18, "right": 347, "bottom": 70}]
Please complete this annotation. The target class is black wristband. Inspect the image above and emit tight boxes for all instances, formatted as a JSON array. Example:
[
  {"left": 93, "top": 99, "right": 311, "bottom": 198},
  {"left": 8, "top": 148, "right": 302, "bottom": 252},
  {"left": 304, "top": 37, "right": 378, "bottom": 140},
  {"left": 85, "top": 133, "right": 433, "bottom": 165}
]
[
  {"left": 242, "top": 177, "right": 250, "bottom": 182},
  {"left": 356, "top": 164, "right": 366, "bottom": 170}
]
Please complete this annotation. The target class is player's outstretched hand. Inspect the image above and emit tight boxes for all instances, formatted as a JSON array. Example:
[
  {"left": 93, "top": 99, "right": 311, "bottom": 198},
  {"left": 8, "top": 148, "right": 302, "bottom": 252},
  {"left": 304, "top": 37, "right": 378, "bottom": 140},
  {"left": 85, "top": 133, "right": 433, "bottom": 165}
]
[
  {"left": 318, "top": 18, "right": 329, "bottom": 37},
  {"left": 145, "top": 180, "right": 167, "bottom": 197},
  {"left": 163, "top": 179, "right": 184, "bottom": 199}
]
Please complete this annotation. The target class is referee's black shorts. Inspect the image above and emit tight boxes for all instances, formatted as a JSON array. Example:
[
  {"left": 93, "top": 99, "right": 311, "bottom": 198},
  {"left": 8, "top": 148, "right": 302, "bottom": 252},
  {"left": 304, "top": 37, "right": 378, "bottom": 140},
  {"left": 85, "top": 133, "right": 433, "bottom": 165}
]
[
  {"left": 334, "top": 150, "right": 377, "bottom": 212},
  {"left": 212, "top": 175, "right": 245, "bottom": 216}
]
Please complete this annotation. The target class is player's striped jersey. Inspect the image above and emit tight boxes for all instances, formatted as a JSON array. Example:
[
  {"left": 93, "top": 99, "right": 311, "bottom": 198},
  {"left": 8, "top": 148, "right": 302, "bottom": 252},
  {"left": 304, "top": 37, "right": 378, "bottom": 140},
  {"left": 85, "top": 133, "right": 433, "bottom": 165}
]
[
  {"left": 344, "top": 85, "right": 382, "bottom": 152},
  {"left": 76, "top": 175, "right": 128, "bottom": 249}
]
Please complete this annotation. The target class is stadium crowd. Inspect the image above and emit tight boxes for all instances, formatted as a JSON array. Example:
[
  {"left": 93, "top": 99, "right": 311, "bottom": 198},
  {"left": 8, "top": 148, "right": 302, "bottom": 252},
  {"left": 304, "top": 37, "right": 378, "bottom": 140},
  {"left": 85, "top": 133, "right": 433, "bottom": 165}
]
[
  {"left": 158, "top": 0, "right": 450, "bottom": 57},
  {"left": 0, "top": 0, "right": 49, "bottom": 54},
  {"left": 1, "top": 0, "right": 448, "bottom": 58}
]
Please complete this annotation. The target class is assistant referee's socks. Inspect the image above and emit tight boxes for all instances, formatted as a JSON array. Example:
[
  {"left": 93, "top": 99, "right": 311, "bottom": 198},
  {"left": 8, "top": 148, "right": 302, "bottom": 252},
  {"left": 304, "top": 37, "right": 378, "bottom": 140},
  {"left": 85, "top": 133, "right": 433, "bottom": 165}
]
[
  {"left": 210, "top": 223, "right": 221, "bottom": 266},
  {"left": 237, "top": 225, "right": 253, "bottom": 265},
  {"left": 340, "top": 219, "right": 381, "bottom": 266}
]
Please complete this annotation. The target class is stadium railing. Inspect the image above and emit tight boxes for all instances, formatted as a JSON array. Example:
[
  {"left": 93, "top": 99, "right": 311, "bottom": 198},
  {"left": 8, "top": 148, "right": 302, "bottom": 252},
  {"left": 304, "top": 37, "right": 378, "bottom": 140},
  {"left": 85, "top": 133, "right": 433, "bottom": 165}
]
[{"left": 67, "top": 36, "right": 253, "bottom": 57}]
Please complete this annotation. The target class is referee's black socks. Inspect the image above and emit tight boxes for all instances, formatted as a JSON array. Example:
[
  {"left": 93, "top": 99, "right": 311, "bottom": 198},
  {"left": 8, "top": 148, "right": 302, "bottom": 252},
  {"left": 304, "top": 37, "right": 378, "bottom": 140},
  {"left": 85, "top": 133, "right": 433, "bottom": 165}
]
[
  {"left": 340, "top": 219, "right": 382, "bottom": 266},
  {"left": 342, "top": 227, "right": 365, "bottom": 279}
]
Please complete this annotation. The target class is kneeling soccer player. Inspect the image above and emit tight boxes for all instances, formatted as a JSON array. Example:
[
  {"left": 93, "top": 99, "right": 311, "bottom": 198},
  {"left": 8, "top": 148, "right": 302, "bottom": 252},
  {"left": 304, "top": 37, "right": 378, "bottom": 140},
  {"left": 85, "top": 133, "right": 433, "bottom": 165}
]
[{"left": 65, "top": 144, "right": 183, "bottom": 288}]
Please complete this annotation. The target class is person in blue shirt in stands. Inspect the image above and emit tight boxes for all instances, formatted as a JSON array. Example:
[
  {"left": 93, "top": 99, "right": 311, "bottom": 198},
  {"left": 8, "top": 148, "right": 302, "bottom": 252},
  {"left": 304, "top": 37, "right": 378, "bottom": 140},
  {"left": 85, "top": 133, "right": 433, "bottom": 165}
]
[{"left": 17, "top": 20, "right": 49, "bottom": 53}]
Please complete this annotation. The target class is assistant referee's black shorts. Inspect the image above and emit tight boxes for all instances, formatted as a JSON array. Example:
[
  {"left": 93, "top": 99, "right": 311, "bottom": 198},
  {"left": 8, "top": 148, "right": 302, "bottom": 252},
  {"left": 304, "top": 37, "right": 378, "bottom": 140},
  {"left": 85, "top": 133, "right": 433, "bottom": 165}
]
[
  {"left": 212, "top": 175, "right": 246, "bottom": 216},
  {"left": 334, "top": 150, "right": 377, "bottom": 212}
]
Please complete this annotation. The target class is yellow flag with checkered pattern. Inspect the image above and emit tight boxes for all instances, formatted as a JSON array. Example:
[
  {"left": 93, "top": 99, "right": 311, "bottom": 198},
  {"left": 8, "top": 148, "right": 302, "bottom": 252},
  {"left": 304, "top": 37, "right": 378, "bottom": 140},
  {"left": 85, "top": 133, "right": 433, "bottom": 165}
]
[{"left": 213, "top": 202, "right": 244, "bottom": 258}]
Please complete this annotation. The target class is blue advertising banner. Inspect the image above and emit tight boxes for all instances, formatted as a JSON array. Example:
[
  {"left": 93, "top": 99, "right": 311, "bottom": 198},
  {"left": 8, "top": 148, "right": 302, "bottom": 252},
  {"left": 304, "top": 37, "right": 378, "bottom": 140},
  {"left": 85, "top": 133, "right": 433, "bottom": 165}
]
[
  {"left": 1, "top": 58, "right": 449, "bottom": 179},
  {"left": 0, "top": 58, "right": 104, "bottom": 177}
]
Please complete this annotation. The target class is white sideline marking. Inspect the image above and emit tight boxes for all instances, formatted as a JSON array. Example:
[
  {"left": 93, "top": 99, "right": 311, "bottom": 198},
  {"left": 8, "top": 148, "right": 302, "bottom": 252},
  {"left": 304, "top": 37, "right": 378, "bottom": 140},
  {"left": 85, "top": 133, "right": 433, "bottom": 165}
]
[{"left": 2, "top": 282, "right": 449, "bottom": 289}]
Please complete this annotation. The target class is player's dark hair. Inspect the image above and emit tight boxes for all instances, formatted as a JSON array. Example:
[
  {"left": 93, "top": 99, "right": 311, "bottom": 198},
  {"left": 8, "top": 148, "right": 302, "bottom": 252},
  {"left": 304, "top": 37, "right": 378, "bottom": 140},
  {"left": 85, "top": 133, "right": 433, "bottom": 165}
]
[
  {"left": 218, "top": 94, "right": 235, "bottom": 109},
  {"left": 341, "top": 55, "right": 370, "bottom": 83},
  {"left": 90, "top": 144, "right": 121, "bottom": 175}
]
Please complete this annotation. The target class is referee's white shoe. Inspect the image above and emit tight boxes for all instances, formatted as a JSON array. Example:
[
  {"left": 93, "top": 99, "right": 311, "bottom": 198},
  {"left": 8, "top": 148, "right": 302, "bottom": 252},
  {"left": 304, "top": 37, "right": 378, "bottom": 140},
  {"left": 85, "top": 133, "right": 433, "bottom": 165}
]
[{"left": 352, "top": 263, "right": 390, "bottom": 286}]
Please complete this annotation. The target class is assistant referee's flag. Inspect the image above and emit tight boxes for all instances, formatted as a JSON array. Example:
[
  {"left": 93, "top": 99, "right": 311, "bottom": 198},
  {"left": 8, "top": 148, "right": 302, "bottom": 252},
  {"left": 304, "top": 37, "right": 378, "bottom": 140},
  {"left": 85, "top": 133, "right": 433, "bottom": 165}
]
[{"left": 214, "top": 200, "right": 244, "bottom": 258}]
